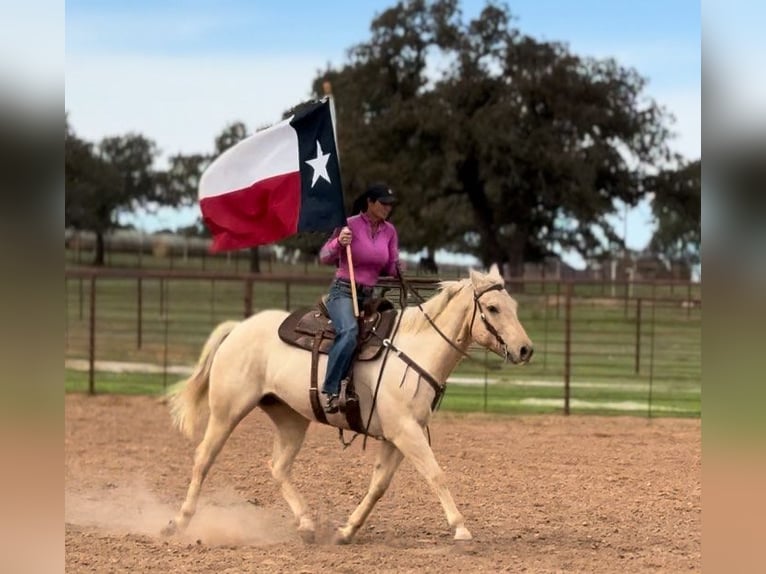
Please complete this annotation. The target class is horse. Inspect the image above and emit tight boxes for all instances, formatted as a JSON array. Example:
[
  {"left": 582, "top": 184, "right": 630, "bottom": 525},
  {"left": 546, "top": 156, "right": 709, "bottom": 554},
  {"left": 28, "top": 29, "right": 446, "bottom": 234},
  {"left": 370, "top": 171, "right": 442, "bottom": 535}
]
[{"left": 163, "top": 265, "right": 533, "bottom": 544}]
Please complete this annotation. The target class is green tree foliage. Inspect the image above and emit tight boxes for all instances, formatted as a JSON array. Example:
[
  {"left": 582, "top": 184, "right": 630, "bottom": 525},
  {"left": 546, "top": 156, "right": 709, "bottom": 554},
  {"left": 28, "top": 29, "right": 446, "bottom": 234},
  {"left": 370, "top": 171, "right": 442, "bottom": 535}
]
[
  {"left": 214, "top": 121, "right": 248, "bottom": 155},
  {"left": 311, "top": 0, "right": 674, "bottom": 272},
  {"left": 648, "top": 159, "right": 701, "bottom": 267},
  {"left": 158, "top": 153, "right": 209, "bottom": 208},
  {"left": 64, "top": 124, "right": 130, "bottom": 265}
]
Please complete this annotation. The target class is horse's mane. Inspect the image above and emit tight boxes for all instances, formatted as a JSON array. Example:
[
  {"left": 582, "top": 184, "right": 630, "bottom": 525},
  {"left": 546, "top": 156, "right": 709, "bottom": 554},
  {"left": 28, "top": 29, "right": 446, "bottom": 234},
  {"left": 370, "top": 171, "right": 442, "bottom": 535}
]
[{"left": 399, "top": 279, "right": 469, "bottom": 334}]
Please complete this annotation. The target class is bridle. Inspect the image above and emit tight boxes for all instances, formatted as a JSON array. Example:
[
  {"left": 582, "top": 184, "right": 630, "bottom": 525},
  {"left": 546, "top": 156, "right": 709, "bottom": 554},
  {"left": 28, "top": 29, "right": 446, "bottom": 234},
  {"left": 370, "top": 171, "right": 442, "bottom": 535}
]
[{"left": 468, "top": 283, "right": 510, "bottom": 361}]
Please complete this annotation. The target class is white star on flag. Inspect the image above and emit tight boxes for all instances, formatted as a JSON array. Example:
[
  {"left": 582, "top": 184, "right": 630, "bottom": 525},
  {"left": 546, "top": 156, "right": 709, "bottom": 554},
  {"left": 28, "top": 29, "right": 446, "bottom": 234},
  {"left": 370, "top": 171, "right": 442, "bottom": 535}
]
[{"left": 304, "top": 140, "right": 332, "bottom": 187}]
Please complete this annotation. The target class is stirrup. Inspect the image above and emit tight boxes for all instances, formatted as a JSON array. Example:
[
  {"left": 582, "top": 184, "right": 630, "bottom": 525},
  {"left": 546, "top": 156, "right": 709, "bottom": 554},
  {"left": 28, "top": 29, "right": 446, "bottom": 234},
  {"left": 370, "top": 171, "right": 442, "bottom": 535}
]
[
  {"left": 323, "top": 394, "right": 340, "bottom": 414},
  {"left": 339, "top": 378, "right": 353, "bottom": 414}
]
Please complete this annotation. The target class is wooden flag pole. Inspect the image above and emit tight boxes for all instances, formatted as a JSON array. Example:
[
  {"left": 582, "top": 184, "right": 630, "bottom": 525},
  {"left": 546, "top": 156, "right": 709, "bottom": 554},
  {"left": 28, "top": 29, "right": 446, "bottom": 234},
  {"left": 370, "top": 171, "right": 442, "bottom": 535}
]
[
  {"left": 346, "top": 245, "right": 359, "bottom": 318},
  {"left": 323, "top": 80, "right": 359, "bottom": 318}
]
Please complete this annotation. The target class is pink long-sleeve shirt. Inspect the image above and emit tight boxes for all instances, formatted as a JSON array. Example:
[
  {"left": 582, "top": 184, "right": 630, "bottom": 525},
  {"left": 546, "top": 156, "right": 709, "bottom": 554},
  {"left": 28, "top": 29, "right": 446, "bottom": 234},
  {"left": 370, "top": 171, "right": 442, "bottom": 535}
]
[{"left": 319, "top": 212, "right": 400, "bottom": 287}]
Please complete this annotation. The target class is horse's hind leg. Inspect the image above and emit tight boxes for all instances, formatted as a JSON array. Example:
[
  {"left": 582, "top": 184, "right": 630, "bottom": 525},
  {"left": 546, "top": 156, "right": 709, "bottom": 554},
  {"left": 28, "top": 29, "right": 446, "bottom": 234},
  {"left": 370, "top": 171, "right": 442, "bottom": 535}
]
[
  {"left": 261, "top": 401, "right": 314, "bottom": 541},
  {"left": 392, "top": 421, "right": 472, "bottom": 541},
  {"left": 163, "top": 411, "right": 240, "bottom": 535},
  {"left": 335, "top": 440, "right": 404, "bottom": 544}
]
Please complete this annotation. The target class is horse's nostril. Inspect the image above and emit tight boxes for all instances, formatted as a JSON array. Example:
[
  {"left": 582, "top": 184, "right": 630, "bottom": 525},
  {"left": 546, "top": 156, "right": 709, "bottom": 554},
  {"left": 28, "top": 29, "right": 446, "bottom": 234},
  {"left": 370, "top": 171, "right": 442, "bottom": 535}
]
[{"left": 520, "top": 345, "right": 533, "bottom": 361}]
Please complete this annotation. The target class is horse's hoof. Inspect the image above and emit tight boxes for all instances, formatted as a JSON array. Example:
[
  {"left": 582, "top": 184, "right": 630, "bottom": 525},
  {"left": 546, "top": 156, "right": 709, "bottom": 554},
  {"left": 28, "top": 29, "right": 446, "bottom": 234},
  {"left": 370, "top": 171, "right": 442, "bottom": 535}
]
[
  {"left": 332, "top": 529, "right": 352, "bottom": 545},
  {"left": 298, "top": 528, "right": 316, "bottom": 544},
  {"left": 161, "top": 520, "right": 178, "bottom": 537},
  {"left": 454, "top": 526, "right": 473, "bottom": 541}
]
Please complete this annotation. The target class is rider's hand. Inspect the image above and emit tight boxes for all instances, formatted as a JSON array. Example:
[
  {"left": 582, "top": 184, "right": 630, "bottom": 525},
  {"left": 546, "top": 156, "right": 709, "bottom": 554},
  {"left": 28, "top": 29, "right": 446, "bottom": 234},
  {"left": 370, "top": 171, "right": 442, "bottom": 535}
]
[{"left": 338, "top": 227, "right": 352, "bottom": 246}]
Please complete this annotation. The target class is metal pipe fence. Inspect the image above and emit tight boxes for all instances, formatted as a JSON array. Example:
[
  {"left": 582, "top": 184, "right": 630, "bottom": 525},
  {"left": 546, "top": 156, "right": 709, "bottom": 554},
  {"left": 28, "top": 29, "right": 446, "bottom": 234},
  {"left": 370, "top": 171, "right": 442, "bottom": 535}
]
[{"left": 64, "top": 269, "right": 701, "bottom": 417}]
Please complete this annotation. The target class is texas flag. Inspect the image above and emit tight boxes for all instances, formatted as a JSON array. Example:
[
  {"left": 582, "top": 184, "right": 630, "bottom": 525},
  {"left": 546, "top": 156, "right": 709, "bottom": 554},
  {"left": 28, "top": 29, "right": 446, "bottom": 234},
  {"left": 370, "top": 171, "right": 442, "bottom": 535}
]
[{"left": 199, "top": 99, "right": 346, "bottom": 251}]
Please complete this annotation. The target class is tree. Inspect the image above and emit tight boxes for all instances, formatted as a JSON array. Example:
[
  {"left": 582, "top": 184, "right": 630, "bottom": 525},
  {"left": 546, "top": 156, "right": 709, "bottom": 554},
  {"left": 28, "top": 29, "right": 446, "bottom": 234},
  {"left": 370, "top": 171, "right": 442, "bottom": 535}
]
[
  {"left": 65, "top": 119, "right": 161, "bottom": 265},
  {"left": 648, "top": 159, "right": 701, "bottom": 268},
  {"left": 158, "top": 152, "right": 209, "bottom": 209},
  {"left": 214, "top": 121, "right": 248, "bottom": 155},
  {"left": 311, "top": 0, "right": 673, "bottom": 272},
  {"left": 65, "top": 124, "right": 123, "bottom": 265}
]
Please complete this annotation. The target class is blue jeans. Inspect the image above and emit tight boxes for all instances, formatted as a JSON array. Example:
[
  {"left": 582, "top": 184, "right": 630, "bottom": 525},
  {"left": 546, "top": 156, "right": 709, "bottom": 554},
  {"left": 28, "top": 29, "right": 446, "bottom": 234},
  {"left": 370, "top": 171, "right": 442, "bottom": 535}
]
[{"left": 322, "top": 278, "right": 373, "bottom": 396}]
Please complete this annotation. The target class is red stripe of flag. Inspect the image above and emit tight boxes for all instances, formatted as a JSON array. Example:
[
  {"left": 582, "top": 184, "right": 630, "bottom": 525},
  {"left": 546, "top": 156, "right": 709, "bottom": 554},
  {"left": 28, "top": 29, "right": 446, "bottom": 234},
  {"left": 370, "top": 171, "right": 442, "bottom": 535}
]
[{"left": 201, "top": 171, "right": 301, "bottom": 252}]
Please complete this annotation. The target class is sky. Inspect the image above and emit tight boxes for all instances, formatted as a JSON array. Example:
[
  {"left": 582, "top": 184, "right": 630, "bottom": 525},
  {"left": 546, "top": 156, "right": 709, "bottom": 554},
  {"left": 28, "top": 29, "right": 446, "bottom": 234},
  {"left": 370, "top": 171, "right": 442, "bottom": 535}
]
[{"left": 63, "top": 0, "right": 703, "bottom": 267}]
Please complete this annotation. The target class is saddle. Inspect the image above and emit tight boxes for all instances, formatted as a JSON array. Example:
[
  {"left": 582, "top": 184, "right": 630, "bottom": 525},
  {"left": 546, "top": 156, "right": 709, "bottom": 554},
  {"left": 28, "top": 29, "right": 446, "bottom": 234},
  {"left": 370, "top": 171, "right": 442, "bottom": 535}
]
[
  {"left": 278, "top": 297, "right": 398, "bottom": 360},
  {"left": 277, "top": 297, "right": 398, "bottom": 431}
]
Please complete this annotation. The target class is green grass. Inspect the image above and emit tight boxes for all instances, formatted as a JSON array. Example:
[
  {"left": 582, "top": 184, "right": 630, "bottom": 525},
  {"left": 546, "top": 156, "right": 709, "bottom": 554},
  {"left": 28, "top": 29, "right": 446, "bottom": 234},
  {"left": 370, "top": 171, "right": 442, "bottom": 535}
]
[
  {"left": 440, "top": 380, "right": 700, "bottom": 417},
  {"left": 66, "top": 369, "right": 172, "bottom": 395}
]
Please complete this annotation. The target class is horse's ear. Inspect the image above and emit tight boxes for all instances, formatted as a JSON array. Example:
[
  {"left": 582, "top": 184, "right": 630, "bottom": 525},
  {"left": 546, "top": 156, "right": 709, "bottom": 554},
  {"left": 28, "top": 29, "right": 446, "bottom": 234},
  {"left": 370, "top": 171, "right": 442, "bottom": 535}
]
[
  {"left": 469, "top": 267, "right": 493, "bottom": 291},
  {"left": 488, "top": 263, "right": 503, "bottom": 281}
]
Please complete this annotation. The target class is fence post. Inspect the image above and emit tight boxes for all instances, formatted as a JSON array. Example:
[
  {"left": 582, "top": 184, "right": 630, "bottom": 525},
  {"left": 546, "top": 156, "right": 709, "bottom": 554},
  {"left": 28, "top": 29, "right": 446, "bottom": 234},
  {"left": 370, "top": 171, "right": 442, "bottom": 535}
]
[
  {"left": 648, "top": 297, "right": 657, "bottom": 418},
  {"left": 88, "top": 275, "right": 96, "bottom": 395},
  {"left": 159, "top": 278, "right": 165, "bottom": 316},
  {"left": 687, "top": 282, "right": 692, "bottom": 318},
  {"left": 162, "top": 311, "right": 170, "bottom": 391},
  {"left": 542, "top": 293, "right": 549, "bottom": 371},
  {"left": 79, "top": 277, "right": 84, "bottom": 320},
  {"left": 564, "top": 282, "right": 572, "bottom": 415},
  {"left": 634, "top": 298, "right": 642, "bottom": 374},
  {"left": 244, "top": 277, "right": 253, "bottom": 317},
  {"left": 64, "top": 277, "right": 69, "bottom": 349},
  {"left": 210, "top": 278, "right": 216, "bottom": 324},
  {"left": 624, "top": 279, "right": 630, "bottom": 318},
  {"left": 285, "top": 280, "right": 291, "bottom": 311},
  {"left": 136, "top": 277, "right": 143, "bottom": 349}
]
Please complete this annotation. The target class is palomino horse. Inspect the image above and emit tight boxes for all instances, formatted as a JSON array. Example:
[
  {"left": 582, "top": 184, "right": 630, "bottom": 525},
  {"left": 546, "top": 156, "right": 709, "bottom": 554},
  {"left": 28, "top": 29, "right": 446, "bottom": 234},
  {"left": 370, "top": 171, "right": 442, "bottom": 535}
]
[{"left": 163, "top": 265, "right": 533, "bottom": 543}]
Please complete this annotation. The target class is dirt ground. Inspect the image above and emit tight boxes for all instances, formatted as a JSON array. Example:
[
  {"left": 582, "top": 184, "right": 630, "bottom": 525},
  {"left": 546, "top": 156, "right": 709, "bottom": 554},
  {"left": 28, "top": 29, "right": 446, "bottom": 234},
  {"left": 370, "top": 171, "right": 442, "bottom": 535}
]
[{"left": 65, "top": 394, "right": 700, "bottom": 573}]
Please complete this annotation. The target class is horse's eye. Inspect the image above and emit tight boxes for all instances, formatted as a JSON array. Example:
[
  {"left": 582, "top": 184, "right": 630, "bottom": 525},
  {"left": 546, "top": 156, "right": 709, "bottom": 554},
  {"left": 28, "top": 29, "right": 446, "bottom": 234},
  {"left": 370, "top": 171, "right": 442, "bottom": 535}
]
[{"left": 487, "top": 305, "right": 499, "bottom": 314}]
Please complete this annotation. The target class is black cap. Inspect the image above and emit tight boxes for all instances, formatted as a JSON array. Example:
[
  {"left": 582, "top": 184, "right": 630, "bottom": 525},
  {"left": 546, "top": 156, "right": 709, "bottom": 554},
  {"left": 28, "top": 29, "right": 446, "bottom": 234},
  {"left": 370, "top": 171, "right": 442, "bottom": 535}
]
[{"left": 366, "top": 183, "right": 396, "bottom": 204}]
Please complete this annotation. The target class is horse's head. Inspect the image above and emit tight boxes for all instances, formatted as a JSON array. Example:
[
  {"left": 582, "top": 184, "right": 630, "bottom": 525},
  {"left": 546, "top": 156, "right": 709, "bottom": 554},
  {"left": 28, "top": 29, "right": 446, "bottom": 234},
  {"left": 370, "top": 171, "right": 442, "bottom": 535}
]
[{"left": 468, "top": 265, "right": 534, "bottom": 364}]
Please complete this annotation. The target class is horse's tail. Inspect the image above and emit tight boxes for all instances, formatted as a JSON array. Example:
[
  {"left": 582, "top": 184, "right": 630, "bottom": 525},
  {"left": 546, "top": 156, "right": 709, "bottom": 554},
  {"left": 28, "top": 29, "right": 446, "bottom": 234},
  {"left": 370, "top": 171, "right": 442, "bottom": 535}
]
[{"left": 168, "top": 320, "right": 240, "bottom": 439}]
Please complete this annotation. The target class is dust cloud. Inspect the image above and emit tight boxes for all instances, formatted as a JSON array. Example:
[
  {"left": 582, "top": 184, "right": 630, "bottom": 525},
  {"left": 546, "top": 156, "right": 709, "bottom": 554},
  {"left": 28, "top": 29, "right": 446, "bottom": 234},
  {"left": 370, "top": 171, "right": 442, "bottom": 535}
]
[{"left": 65, "top": 483, "right": 298, "bottom": 546}]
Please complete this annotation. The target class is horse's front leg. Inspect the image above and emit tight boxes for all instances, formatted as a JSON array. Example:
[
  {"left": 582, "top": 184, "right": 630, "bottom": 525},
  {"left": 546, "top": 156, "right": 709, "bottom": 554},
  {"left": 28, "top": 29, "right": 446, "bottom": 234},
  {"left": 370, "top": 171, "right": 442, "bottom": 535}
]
[
  {"left": 261, "top": 403, "right": 315, "bottom": 542},
  {"left": 392, "top": 420, "right": 472, "bottom": 541},
  {"left": 335, "top": 440, "right": 403, "bottom": 544}
]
